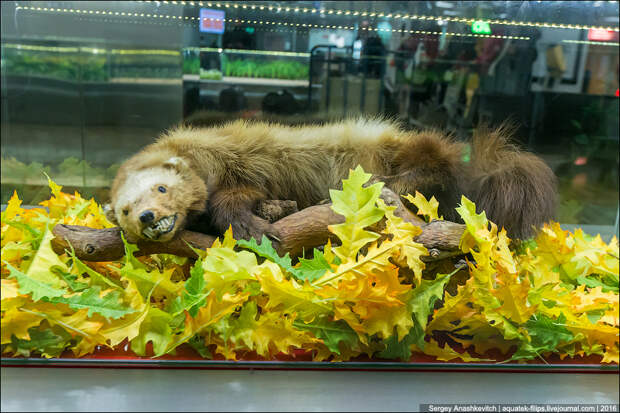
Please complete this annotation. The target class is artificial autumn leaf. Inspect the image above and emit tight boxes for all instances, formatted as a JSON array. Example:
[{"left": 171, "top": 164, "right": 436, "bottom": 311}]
[
  {"left": 257, "top": 261, "right": 332, "bottom": 323},
  {"left": 492, "top": 272, "right": 537, "bottom": 324},
  {"left": 20, "top": 228, "right": 68, "bottom": 290},
  {"left": 6, "top": 324, "right": 72, "bottom": 358},
  {"left": 4, "top": 261, "right": 67, "bottom": 301},
  {"left": 571, "top": 285, "right": 618, "bottom": 313},
  {"left": 1, "top": 278, "right": 21, "bottom": 301},
  {"left": 48, "top": 285, "right": 136, "bottom": 320},
  {"left": 237, "top": 235, "right": 298, "bottom": 276},
  {"left": 0, "top": 168, "right": 617, "bottom": 365},
  {"left": 402, "top": 191, "right": 443, "bottom": 222},
  {"left": 66, "top": 247, "right": 122, "bottom": 291},
  {"left": 168, "top": 258, "right": 210, "bottom": 317},
  {"left": 377, "top": 199, "right": 427, "bottom": 285},
  {"left": 246, "top": 311, "right": 319, "bottom": 357},
  {"left": 1, "top": 191, "right": 23, "bottom": 221},
  {"left": 509, "top": 313, "right": 574, "bottom": 361},
  {"left": 601, "top": 346, "right": 619, "bottom": 364},
  {"left": 98, "top": 281, "right": 151, "bottom": 347},
  {"left": 421, "top": 338, "right": 491, "bottom": 362},
  {"left": 409, "top": 271, "right": 455, "bottom": 333},
  {"left": 293, "top": 316, "right": 358, "bottom": 355},
  {"left": 329, "top": 166, "right": 384, "bottom": 260},
  {"left": 296, "top": 249, "right": 335, "bottom": 283},
  {"left": 378, "top": 325, "right": 420, "bottom": 361},
  {"left": 131, "top": 307, "right": 174, "bottom": 356},
  {"left": 202, "top": 243, "right": 258, "bottom": 301},
  {"left": 1, "top": 307, "right": 43, "bottom": 344}
]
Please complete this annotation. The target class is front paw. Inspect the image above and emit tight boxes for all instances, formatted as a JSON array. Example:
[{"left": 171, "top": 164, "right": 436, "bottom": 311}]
[{"left": 231, "top": 214, "right": 281, "bottom": 242}]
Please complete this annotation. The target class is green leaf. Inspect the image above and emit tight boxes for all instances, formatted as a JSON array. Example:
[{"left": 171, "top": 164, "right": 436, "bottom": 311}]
[
  {"left": 510, "top": 313, "right": 574, "bottom": 361},
  {"left": 52, "top": 268, "right": 89, "bottom": 292},
  {"left": 168, "top": 258, "right": 212, "bottom": 317},
  {"left": 378, "top": 324, "right": 423, "bottom": 360},
  {"left": 238, "top": 235, "right": 297, "bottom": 276},
  {"left": 131, "top": 307, "right": 174, "bottom": 357},
  {"left": 406, "top": 270, "right": 456, "bottom": 349},
  {"left": 409, "top": 271, "right": 454, "bottom": 331},
  {"left": 238, "top": 236, "right": 333, "bottom": 283},
  {"left": 329, "top": 165, "right": 385, "bottom": 260},
  {"left": 22, "top": 228, "right": 68, "bottom": 290},
  {"left": 296, "top": 250, "right": 335, "bottom": 283},
  {"left": 48, "top": 285, "right": 136, "bottom": 320},
  {"left": 120, "top": 232, "right": 146, "bottom": 270},
  {"left": 119, "top": 236, "right": 181, "bottom": 300},
  {"left": 3, "top": 261, "right": 68, "bottom": 301},
  {"left": 455, "top": 196, "right": 489, "bottom": 241},
  {"left": 3, "top": 220, "right": 43, "bottom": 248},
  {"left": 202, "top": 246, "right": 258, "bottom": 301},
  {"left": 66, "top": 245, "right": 123, "bottom": 290},
  {"left": 576, "top": 275, "right": 619, "bottom": 293},
  {"left": 293, "top": 317, "right": 358, "bottom": 354},
  {"left": 9, "top": 326, "right": 72, "bottom": 358},
  {"left": 187, "top": 335, "right": 212, "bottom": 358}
]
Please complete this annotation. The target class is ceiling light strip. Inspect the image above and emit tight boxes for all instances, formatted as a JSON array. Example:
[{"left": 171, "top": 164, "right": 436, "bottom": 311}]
[{"left": 133, "top": 0, "right": 619, "bottom": 32}]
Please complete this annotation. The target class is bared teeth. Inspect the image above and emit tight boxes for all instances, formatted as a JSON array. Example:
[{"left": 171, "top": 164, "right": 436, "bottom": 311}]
[{"left": 143, "top": 215, "right": 175, "bottom": 239}]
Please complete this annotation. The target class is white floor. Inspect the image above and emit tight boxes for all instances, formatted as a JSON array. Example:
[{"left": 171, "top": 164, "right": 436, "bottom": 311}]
[{"left": 1, "top": 367, "right": 618, "bottom": 412}]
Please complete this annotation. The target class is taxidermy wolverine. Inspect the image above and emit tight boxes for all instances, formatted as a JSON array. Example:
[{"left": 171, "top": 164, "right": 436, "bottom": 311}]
[{"left": 106, "top": 118, "right": 557, "bottom": 243}]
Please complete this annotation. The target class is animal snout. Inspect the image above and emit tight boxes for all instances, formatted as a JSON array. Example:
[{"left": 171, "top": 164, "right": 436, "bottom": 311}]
[{"left": 139, "top": 210, "right": 155, "bottom": 223}]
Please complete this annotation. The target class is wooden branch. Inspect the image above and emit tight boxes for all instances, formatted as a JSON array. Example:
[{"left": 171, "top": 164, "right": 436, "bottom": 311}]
[{"left": 51, "top": 192, "right": 466, "bottom": 262}]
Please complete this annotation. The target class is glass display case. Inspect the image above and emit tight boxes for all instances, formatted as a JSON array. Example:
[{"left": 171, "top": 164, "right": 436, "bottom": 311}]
[{"left": 1, "top": 1, "right": 619, "bottom": 371}]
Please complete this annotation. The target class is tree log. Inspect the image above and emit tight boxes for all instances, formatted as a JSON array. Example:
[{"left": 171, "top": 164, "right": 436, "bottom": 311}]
[{"left": 51, "top": 191, "right": 466, "bottom": 262}]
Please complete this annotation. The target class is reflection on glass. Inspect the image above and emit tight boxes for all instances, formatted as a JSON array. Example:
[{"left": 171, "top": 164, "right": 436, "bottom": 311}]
[{"left": 2, "top": 1, "right": 618, "bottom": 235}]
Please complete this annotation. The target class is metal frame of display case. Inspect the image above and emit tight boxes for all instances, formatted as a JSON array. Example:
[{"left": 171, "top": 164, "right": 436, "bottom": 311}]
[{"left": 2, "top": 356, "right": 618, "bottom": 373}]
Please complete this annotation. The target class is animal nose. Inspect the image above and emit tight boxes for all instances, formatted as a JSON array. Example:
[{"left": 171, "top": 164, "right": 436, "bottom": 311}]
[{"left": 139, "top": 210, "right": 155, "bottom": 223}]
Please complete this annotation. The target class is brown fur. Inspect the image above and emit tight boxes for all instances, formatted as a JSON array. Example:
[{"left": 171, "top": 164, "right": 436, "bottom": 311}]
[{"left": 108, "top": 117, "right": 557, "bottom": 242}]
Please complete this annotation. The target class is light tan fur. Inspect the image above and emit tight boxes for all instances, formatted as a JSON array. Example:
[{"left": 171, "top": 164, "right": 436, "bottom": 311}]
[{"left": 108, "top": 117, "right": 557, "bottom": 242}]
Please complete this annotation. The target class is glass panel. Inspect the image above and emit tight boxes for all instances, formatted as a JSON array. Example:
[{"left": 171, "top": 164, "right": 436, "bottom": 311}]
[{"left": 1, "top": 1, "right": 618, "bottom": 368}]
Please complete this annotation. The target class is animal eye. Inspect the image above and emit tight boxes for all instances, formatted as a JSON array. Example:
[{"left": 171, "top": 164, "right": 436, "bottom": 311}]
[
  {"left": 123, "top": 209, "right": 129, "bottom": 216},
  {"left": 158, "top": 186, "right": 167, "bottom": 193}
]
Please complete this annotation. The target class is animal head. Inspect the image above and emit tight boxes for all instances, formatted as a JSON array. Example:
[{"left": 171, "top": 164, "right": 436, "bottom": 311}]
[{"left": 105, "top": 154, "right": 207, "bottom": 243}]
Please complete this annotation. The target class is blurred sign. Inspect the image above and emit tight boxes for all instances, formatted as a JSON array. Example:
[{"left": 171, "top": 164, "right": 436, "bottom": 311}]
[
  {"left": 587, "top": 29, "right": 619, "bottom": 41},
  {"left": 200, "top": 8, "right": 225, "bottom": 34},
  {"left": 471, "top": 21, "right": 491, "bottom": 35}
]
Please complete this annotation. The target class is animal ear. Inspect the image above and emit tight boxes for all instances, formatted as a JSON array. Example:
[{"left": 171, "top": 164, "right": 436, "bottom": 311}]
[
  {"left": 163, "top": 156, "right": 188, "bottom": 171},
  {"left": 103, "top": 203, "right": 118, "bottom": 225}
]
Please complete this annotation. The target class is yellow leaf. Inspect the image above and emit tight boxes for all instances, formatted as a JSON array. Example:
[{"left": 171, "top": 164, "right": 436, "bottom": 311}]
[
  {"left": 1, "top": 278, "right": 21, "bottom": 300},
  {"left": 572, "top": 285, "right": 618, "bottom": 313},
  {"left": 492, "top": 272, "right": 537, "bottom": 324},
  {"left": 96, "top": 280, "right": 147, "bottom": 347},
  {"left": 22, "top": 229, "right": 68, "bottom": 289},
  {"left": 362, "top": 300, "right": 413, "bottom": 340},
  {"left": 599, "top": 302, "right": 619, "bottom": 327},
  {"left": 2, "top": 191, "right": 23, "bottom": 221},
  {"left": 256, "top": 261, "right": 331, "bottom": 323},
  {"left": 377, "top": 199, "right": 426, "bottom": 285},
  {"left": 248, "top": 312, "right": 319, "bottom": 357},
  {"left": 421, "top": 339, "right": 491, "bottom": 362},
  {"left": 402, "top": 191, "right": 443, "bottom": 222},
  {"left": 601, "top": 345, "right": 619, "bottom": 364},
  {"left": 567, "top": 315, "right": 619, "bottom": 348},
  {"left": 0, "top": 308, "right": 43, "bottom": 344}
]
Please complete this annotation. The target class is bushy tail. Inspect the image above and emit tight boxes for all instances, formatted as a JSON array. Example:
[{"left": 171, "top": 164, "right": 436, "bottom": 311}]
[{"left": 467, "top": 124, "right": 558, "bottom": 239}]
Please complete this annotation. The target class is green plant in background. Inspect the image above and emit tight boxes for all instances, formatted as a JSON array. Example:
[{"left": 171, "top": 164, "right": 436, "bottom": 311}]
[
  {"left": 1, "top": 157, "right": 122, "bottom": 204},
  {"left": 183, "top": 58, "right": 200, "bottom": 75},
  {"left": 199, "top": 68, "right": 223, "bottom": 80},
  {"left": 3, "top": 49, "right": 183, "bottom": 81},
  {"left": 223, "top": 58, "right": 309, "bottom": 80},
  {"left": 0, "top": 158, "right": 51, "bottom": 185},
  {"left": 2, "top": 52, "right": 108, "bottom": 82}
]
